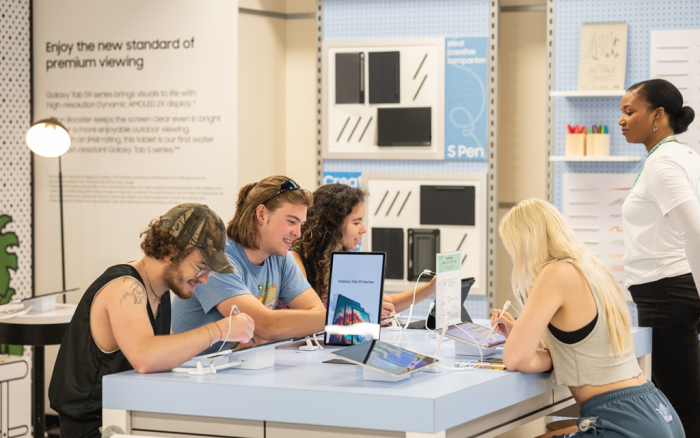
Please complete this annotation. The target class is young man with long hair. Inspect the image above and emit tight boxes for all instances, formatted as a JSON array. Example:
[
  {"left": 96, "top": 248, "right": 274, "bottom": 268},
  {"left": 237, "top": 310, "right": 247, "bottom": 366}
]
[
  {"left": 172, "top": 175, "right": 326, "bottom": 351},
  {"left": 49, "top": 203, "right": 254, "bottom": 438}
]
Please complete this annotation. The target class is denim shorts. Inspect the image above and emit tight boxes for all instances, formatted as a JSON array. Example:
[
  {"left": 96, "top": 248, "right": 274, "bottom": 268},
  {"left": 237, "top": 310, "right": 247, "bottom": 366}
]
[{"left": 553, "top": 382, "right": 685, "bottom": 438}]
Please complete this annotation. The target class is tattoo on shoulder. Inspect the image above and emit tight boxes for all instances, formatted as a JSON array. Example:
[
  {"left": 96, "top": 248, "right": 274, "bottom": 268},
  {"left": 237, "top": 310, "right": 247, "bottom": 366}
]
[{"left": 120, "top": 278, "right": 146, "bottom": 305}]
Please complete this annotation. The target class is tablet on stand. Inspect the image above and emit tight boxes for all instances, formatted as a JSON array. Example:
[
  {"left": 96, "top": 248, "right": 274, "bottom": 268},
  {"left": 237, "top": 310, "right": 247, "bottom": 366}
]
[{"left": 331, "top": 340, "right": 439, "bottom": 382}]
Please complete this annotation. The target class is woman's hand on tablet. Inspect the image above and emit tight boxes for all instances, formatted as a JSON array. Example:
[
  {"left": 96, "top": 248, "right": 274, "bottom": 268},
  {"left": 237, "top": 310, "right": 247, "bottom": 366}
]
[
  {"left": 490, "top": 310, "right": 515, "bottom": 338},
  {"left": 381, "top": 294, "right": 395, "bottom": 320}
]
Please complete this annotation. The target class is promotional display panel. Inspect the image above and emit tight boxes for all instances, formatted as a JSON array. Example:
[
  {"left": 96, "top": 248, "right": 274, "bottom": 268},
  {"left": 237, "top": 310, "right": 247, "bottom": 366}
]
[
  {"left": 651, "top": 29, "right": 700, "bottom": 153},
  {"left": 562, "top": 172, "right": 634, "bottom": 299},
  {"left": 324, "top": 252, "right": 385, "bottom": 345},
  {"left": 32, "top": 0, "right": 238, "bottom": 296},
  {"left": 435, "top": 251, "right": 462, "bottom": 329}
]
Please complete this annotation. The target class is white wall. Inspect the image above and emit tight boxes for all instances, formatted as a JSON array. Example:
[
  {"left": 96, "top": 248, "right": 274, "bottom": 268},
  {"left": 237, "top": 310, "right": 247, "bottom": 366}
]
[
  {"left": 238, "top": 0, "right": 317, "bottom": 190},
  {"left": 496, "top": 0, "right": 548, "bottom": 308}
]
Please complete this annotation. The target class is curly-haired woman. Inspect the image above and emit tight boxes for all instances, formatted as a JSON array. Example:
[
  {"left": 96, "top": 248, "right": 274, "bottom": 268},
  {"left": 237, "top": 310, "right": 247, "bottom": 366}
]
[{"left": 290, "top": 184, "right": 435, "bottom": 316}]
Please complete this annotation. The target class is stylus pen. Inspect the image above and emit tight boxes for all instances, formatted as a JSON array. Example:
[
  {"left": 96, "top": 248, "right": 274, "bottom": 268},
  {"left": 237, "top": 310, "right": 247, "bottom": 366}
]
[
  {"left": 486, "top": 300, "right": 511, "bottom": 341},
  {"left": 232, "top": 305, "right": 256, "bottom": 345}
]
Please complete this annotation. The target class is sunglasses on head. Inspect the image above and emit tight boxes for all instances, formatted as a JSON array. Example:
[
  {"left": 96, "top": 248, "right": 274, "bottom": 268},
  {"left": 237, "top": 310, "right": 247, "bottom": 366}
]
[{"left": 260, "top": 180, "right": 300, "bottom": 205}]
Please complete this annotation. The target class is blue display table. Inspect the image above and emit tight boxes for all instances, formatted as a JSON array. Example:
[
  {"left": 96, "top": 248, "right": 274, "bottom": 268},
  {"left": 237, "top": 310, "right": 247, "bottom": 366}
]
[{"left": 102, "top": 323, "right": 652, "bottom": 438}]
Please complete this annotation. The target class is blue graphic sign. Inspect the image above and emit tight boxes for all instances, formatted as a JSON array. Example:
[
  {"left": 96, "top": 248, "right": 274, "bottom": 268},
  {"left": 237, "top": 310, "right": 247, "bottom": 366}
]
[
  {"left": 445, "top": 37, "right": 488, "bottom": 161},
  {"left": 322, "top": 171, "right": 362, "bottom": 188}
]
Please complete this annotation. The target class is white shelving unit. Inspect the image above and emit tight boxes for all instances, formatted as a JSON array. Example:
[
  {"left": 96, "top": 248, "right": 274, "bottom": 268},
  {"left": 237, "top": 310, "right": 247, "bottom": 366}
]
[
  {"left": 549, "top": 90, "right": 626, "bottom": 97},
  {"left": 548, "top": 155, "right": 641, "bottom": 162}
]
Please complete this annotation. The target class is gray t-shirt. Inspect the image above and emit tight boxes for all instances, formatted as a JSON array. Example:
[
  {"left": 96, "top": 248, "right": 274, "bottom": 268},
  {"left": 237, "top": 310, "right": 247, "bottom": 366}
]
[{"left": 172, "top": 238, "right": 311, "bottom": 354}]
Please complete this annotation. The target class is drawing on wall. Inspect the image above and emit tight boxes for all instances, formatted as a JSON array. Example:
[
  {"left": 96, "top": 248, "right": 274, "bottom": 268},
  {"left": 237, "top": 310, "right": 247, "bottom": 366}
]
[
  {"left": 444, "top": 37, "right": 487, "bottom": 161},
  {"left": 577, "top": 22, "right": 628, "bottom": 91},
  {"left": 650, "top": 29, "right": 700, "bottom": 153},
  {"left": 0, "top": 215, "right": 18, "bottom": 306},
  {"left": 0, "top": 215, "right": 20, "bottom": 356},
  {"left": 562, "top": 173, "right": 635, "bottom": 299}
]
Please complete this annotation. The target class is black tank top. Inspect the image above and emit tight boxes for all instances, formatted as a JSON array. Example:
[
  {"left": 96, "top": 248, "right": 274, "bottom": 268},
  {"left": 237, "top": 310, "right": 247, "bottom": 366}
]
[{"left": 49, "top": 264, "right": 171, "bottom": 420}]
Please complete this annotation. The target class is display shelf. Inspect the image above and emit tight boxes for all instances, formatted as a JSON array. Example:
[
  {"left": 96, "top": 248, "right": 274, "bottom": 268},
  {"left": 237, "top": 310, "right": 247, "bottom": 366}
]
[
  {"left": 548, "top": 155, "right": 641, "bottom": 162},
  {"left": 549, "top": 90, "right": 626, "bottom": 97}
]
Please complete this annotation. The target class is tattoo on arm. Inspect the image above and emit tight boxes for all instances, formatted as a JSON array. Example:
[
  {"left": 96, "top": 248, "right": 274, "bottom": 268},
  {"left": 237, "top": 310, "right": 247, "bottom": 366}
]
[{"left": 120, "top": 279, "right": 146, "bottom": 305}]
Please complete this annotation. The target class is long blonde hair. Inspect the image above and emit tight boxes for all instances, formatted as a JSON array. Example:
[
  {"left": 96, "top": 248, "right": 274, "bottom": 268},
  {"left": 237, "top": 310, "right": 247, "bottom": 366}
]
[{"left": 499, "top": 199, "right": 633, "bottom": 356}]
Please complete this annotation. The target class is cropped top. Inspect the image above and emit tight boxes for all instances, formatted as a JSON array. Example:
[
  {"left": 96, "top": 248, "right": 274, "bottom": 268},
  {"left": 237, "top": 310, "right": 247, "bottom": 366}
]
[{"left": 543, "top": 260, "right": 642, "bottom": 387}]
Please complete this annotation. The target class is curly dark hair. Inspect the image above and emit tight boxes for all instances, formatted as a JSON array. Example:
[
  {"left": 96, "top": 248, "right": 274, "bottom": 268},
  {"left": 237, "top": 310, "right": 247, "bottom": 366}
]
[
  {"left": 292, "top": 184, "right": 367, "bottom": 300},
  {"left": 140, "top": 219, "right": 192, "bottom": 263}
]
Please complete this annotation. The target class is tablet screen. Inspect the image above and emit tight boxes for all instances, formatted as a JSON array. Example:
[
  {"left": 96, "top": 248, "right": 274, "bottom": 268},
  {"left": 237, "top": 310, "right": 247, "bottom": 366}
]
[
  {"left": 325, "top": 252, "right": 386, "bottom": 345},
  {"left": 332, "top": 340, "right": 437, "bottom": 375},
  {"left": 445, "top": 322, "right": 506, "bottom": 348}
]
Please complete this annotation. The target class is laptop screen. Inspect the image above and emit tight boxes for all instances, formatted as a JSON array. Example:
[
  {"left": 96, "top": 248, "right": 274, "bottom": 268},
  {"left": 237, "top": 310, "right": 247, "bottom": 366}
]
[{"left": 324, "top": 252, "right": 386, "bottom": 345}]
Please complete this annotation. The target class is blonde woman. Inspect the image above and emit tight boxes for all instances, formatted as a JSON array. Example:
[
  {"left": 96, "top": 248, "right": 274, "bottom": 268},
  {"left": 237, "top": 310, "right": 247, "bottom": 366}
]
[{"left": 493, "top": 199, "right": 683, "bottom": 438}]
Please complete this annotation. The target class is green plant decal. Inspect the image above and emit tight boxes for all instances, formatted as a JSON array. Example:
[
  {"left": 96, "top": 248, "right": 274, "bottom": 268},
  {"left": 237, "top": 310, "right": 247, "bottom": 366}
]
[
  {"left": 0, "top": 215, "right": 20, "bottom": 356},
  {"left": 0, "top": 215, "right": 19, "bottom": 305}
]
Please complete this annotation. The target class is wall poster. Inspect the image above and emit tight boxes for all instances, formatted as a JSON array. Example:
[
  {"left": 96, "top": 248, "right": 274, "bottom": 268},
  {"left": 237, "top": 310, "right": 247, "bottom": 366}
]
[
  {"left": 32, "top": 0, "right": 238, "bottom": 297},
  {"left": 651, "top": 29, "right": 700, "bottom": 153},
  {"left": 562, "top": 172, "right": 634, "bottom": 299}
]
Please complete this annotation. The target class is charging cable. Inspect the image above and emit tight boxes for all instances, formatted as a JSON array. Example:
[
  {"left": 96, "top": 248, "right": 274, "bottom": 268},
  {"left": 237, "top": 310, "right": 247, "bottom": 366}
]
[
  {"left": 426, "top": 321, "right": 489, "bottom": 372},
  {"left": 424, "top": 301, "right": 435, "bottom": 330},
  {"left": 172, "top": 357, "right": 242, "bottom": 375},
  {"left": 218, "top": 305, "right": 236, "bottom": 352},
  {"left": 0, "top": 304, "right": 33, "bottom": 320},
  {"left": 299, "top": 333, "right": 324, "bottom": 351},
  {"left": 396, "top": 269, "right": 434, "bottom": 346}
]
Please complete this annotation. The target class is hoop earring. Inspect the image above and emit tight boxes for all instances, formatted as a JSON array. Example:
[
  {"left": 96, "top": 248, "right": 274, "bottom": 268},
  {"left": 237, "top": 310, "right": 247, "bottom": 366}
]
[{"left": 654, "top": 121, "right": 657, "bottom": 133}]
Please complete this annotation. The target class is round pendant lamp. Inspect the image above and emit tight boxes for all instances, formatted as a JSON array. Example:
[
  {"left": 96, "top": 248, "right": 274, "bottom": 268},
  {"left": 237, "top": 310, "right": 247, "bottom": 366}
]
[{"left": 25, "top": 118, "right": 71, "bottom": 157}]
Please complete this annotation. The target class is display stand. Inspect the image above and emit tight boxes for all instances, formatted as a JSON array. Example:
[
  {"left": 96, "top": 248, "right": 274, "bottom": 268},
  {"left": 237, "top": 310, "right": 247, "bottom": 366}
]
[
  {"left": 454, "top": 340, "right": 497, "bottom": 357},
  {"left": 232, "top": 346, "right": 277, "bottom": 370},
  {"left": 362, "top": 366, "right": 410, "bottom": 382}
]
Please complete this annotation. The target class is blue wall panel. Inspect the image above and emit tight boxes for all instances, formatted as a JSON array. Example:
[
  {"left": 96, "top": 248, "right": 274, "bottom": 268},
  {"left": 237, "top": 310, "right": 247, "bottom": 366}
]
[
  {"left": 323, "top": 0, "right": 491, "bottom": 316},
  {"left": 324, "top": 0, "right": 488, "bottom": 41},
  {"left": 552, "top": 0, "right": 700, "bottom": 210}
]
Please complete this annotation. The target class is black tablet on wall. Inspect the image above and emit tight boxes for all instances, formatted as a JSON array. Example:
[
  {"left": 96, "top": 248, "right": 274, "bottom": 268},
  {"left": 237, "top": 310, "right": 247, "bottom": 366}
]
[
  {"left": 335, "top": 52, "right": 364, "bottom": 104},
  {"left": 420, "top": 185, "right": 475, "bottom": 226},
  {"left": 369, "top": 51, "right": 400, "bottom": 104},
  {"left": 407, "top": 228, "right": 439, "bottom": 281},
  {"left": 377, "top": 107, "right": 431, "bottom": 147}
]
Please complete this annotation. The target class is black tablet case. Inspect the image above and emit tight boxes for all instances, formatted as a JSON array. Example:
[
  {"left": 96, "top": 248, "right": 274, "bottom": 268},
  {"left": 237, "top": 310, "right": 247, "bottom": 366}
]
[
  {"left": 369, "top": 51, "right": 400, "bottom": 104},
  {"left": 335, "top": 52, "right": 364, "bottom": 104}
]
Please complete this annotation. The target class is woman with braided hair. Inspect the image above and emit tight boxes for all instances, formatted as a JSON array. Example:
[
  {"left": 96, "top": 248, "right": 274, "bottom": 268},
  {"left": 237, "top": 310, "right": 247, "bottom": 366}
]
[{"left": 290, "top": 183, "right": 435, "bottom": 317}]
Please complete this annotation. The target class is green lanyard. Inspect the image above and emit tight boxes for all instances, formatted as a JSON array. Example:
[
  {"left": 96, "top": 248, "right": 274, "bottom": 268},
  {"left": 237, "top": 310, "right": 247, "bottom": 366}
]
[{"left": 632, "top": 135, "right": 676, "bottom": 188}]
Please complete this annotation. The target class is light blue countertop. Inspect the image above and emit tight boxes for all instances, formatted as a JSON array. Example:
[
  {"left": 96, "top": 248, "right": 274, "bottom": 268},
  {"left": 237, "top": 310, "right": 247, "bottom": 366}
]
[{"left": 103, "top": 324, "right": 652, "bottom": 434}]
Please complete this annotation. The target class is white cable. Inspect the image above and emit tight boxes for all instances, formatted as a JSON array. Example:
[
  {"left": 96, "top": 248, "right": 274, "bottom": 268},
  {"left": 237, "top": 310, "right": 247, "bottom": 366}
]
[
  {"left": 0, "top": 304, "right": 33, "bottom": 320},
  {"left": 424, "top": 320, "right": 487, "bottom": 372},
  {"left": 172, "top": 360, "right": 242, "bottom": 374},
  {"left": 312, "top": 333, "right": 324, "bottom": 349},
  {"left": 424, "top": 301, "right": 435, "bottom": 330},
  {"left": 218, "top": 305, "right": 235, "bottom": 352},
  {"left": 396, "top": 269, "right": 433, "bottom": 346},
  {"left": 452, "top": 323, "right": 484, "bottom": 364}
]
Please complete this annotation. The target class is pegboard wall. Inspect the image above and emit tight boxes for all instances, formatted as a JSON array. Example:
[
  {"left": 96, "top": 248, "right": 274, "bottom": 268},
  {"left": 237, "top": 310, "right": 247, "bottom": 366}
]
[
  {"left": 1, "top": 0, "right": 32, "bottom": 303},
  {"left": 321, "top": 0, "right": 493, "bottom": 318},
  {"left": 549, "top": 0, "right": 700, "bottom": 325},
  {"left": 1, "top": 0, "right": 34, "bottom": 431},
  {"left": 322, "top": 0, "right": 490, "bottom": 176},
  {"left": 550, "top": 0, "right": 700, "bottom": 210}
]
